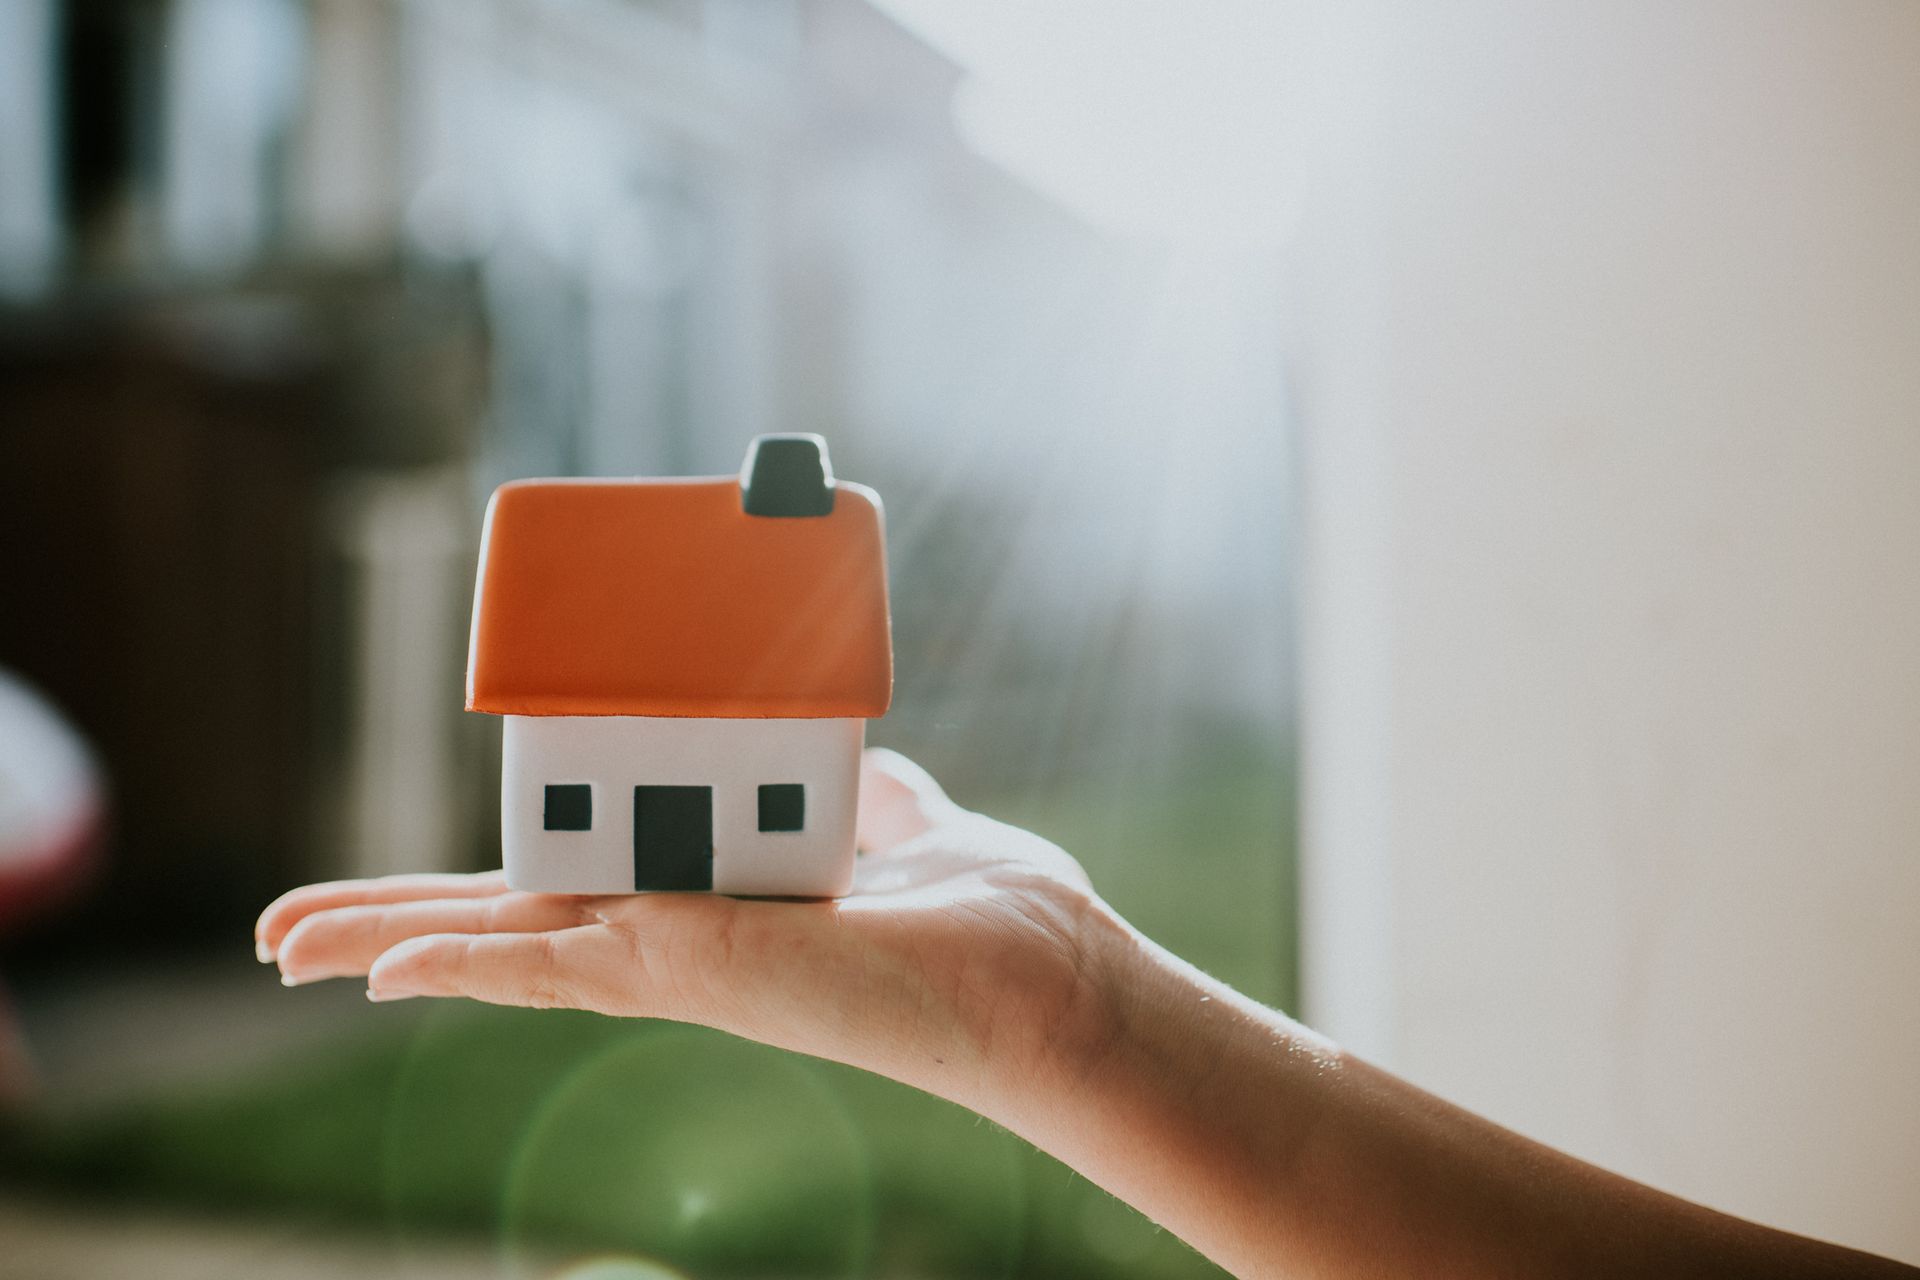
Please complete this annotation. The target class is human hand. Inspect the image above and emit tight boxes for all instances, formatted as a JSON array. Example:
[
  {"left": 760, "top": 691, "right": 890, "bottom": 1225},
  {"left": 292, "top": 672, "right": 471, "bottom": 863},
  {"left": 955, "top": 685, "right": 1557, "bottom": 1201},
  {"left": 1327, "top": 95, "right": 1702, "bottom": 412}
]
[
  {"left": 260, "top": 749, "right": 1917, "bottom": 1280},
  {"left": 256, "top": 749, "right": 1134, "bottom": 1116}
]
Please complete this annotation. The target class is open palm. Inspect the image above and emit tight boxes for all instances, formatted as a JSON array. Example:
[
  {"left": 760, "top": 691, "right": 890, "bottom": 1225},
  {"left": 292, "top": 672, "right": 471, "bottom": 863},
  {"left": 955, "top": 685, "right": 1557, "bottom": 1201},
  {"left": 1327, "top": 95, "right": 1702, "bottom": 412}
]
[{"left": 257, "top": 750, "right": 1111, "bottom": 1110}]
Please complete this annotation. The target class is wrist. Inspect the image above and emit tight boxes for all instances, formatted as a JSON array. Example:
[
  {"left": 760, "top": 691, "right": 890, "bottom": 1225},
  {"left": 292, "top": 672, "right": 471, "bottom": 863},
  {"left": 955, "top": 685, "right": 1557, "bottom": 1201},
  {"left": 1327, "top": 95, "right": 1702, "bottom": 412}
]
[
  {"left": 963, "top": 886, "right": 1178, "bottom": 1129},
  {"left": 920, "top": 876, "right": 1136, "bottom": 1121},
  {"left": 1038, "top": 890, "right": 1157, "bottom": 1086},
  {"left": 980, "top": 902, "right": 1337, "bottom": 1279}
]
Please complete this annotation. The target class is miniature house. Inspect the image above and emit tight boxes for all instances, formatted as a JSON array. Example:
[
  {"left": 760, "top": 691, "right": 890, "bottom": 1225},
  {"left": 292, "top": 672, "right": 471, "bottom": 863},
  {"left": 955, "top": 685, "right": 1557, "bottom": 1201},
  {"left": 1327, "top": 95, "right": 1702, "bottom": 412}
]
[{"left": 466, "top": 435, "right": 892, "bottom": 897}]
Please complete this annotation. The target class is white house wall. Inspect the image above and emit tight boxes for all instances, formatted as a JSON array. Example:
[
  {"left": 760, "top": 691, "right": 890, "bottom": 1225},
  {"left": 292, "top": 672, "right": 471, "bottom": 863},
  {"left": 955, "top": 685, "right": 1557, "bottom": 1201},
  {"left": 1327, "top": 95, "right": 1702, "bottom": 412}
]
[{"left": 501, "top": 714, "right": 864, "bottom": 897}]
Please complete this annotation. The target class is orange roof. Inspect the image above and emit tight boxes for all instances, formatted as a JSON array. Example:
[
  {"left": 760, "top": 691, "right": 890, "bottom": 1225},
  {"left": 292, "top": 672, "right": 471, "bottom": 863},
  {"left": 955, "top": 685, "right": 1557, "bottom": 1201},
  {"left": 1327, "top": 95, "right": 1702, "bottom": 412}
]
[{"left": 466, "top": 475, "right": 892, "bottom": 718}]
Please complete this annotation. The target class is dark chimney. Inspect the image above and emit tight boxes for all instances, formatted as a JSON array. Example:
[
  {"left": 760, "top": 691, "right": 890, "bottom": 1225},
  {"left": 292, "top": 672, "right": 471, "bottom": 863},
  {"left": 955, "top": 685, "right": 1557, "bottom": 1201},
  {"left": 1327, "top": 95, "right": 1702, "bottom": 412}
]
[{"left": 741, "top": 434, "right": 835, "bottom": 517}]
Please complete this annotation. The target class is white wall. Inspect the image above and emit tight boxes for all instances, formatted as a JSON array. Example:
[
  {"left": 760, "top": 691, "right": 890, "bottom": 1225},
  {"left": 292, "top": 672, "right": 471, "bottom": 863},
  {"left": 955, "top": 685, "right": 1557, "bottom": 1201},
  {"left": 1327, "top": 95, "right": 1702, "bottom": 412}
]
[{"left": 1294, "top": 2, "right": 1920, "bottom": 1264}]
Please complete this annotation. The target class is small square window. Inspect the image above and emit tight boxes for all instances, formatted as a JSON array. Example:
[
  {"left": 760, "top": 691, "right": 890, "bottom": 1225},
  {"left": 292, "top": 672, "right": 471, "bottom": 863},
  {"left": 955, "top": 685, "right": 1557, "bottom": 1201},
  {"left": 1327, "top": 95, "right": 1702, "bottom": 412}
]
[
  {"left": 758, "top": 783, "right": 805, "bottom": 833},
  {"left": 544, "top": 783, "right": 593, "bottom": 831}
]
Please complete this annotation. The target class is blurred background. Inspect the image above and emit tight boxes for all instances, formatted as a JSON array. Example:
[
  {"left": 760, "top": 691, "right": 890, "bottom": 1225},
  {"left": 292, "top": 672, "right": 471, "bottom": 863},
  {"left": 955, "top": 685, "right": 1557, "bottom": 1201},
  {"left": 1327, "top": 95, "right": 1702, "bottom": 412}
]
[
  {"left": 0, "top": 1, "right": 1292, "bottom": 1277},
  {"left": 4, "top": 1, "right": 1920, "bottom": 1278}
]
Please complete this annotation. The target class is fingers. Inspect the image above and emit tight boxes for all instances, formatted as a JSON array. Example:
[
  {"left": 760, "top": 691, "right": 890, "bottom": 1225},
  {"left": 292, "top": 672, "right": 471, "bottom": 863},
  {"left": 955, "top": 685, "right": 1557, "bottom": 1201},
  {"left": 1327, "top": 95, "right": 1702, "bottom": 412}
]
[
  {"left": 366, "top": 925, "right": 654, "bottom": 1017},
  {"left": 274, "top": 892, "right": 603, "bottom": 986},
  {"left": 255, "top": 871, "right": 508, "bottom": 962},
  {"left": 857, "top": 748, "right": 966, "bottom": 853}
]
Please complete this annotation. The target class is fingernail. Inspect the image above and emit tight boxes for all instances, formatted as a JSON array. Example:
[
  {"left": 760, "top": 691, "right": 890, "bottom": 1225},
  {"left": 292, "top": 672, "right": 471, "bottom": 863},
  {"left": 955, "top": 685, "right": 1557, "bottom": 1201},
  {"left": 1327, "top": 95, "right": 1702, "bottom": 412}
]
[
  {"left": 255, "top": 939, "right": 274, "bottom": 964},
  {"left": 367, "top": 987, "right": 417, "bottom": 1003},
  {"left": 280, "top": 972, "right": 306, "bottom": 988}
]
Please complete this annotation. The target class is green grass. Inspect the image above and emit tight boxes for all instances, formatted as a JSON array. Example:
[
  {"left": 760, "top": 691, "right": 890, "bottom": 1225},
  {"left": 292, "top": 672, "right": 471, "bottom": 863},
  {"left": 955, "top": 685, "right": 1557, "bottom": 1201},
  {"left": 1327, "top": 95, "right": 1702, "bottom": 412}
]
[
  {"left": 0, "top": 759, "right": 1291, "bottom": 1278},
  {"left": 987, "top": 743, "right": 1297, "bottom": 1011},
  {"left": 2, "top": 1010, "right": 1223, "bottom": 1278}
]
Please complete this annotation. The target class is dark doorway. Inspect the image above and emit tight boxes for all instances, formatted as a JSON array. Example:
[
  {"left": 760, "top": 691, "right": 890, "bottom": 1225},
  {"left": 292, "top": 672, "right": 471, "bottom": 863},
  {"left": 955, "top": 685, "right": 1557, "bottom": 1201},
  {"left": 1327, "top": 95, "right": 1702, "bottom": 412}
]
[{"left": 633, "top": 785, "right": 713, "bottom": 891}]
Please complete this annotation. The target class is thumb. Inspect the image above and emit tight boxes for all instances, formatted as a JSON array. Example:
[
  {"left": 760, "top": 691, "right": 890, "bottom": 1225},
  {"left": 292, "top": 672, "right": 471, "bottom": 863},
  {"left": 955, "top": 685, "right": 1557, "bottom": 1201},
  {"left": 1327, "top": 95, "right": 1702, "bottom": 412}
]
[{"left": 856, "top": 748, "right": 964, "bottom": 852}]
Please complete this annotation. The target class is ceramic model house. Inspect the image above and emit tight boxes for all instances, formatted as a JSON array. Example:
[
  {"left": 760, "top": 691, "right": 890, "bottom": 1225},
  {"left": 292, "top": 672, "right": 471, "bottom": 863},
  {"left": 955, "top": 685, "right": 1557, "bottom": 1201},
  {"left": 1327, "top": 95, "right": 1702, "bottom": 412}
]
[{"left": 465, "top": 435, "right": 892, "bottom": 897}]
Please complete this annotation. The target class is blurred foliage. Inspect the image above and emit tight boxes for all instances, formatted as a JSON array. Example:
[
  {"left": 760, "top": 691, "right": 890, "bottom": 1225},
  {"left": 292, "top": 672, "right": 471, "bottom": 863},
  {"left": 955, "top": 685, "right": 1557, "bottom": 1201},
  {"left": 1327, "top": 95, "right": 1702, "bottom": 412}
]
[
  {"left": 0, "top": 1010, "right": 1219, "bottom": 1279},
  {"left": 0, "top": 761, "right": 1291, "bottom": 1277},
  {"left": 986, "top": 735, "right": 1295, "bottom": 1010}
]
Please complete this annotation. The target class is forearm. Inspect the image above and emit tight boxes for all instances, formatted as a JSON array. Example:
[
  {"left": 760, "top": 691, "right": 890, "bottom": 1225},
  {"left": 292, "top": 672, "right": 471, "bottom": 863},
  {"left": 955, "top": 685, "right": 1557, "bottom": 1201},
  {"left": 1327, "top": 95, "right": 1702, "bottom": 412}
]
[{"left": 979, "top": 904, "right": 1916, "bottom": 1279}]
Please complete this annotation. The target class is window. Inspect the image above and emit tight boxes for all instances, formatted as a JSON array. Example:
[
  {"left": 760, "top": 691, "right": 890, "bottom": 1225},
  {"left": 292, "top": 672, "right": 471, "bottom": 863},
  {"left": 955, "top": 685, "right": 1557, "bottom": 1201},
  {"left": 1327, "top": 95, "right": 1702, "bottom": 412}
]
[
  {"left": 544, "top": 783, "right": 592, "bottom": 831},
  {"left": 757, "top": 782, "right": 804, "bottom": 832}
]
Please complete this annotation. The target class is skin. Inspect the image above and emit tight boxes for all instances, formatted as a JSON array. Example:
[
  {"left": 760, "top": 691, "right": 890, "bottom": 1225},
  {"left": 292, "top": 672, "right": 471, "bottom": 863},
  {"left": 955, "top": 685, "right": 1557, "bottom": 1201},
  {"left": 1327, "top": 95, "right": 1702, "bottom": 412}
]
[{"left": 258, "top": 749, "right": 1916, "bottom": 1279}]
